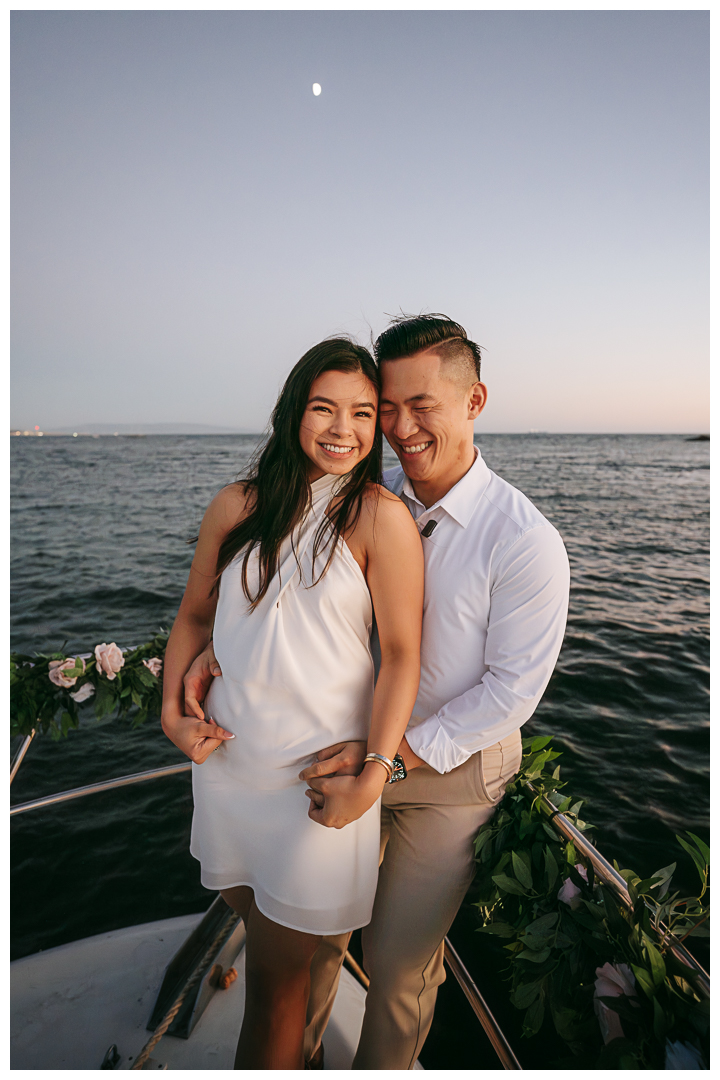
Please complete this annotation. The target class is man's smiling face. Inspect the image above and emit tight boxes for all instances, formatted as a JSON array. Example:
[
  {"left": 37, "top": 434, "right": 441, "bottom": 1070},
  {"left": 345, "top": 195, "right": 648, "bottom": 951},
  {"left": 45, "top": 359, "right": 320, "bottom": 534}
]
[{"left": 379, "top": 349, "right": 487, "bottom": 503}]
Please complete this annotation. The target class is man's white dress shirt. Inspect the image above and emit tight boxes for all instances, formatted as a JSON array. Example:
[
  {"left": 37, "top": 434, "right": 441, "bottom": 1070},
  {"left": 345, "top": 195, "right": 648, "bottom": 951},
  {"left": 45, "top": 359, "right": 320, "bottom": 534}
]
[{"left": 384, "top": 448, "right": 570, "bottom": 775}]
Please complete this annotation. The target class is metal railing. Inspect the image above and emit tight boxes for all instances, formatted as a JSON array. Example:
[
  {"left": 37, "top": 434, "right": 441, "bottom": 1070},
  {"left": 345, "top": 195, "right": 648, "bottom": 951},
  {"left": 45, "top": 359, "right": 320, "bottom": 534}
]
[
  {"left": 10, "top": 757, "right": 521, "bottom": 1067},
  {"left": 10, "top": 755, "right": 709, "bottom": 1066},
  {"left": 443, "top": 936, "right": 522, "bottom": 1069},
  {"left": 9, "top": 762, "right": 192, "bottom": 817},
  {"left": 526, "top": 782, "right": 710, "bottom": 999}
]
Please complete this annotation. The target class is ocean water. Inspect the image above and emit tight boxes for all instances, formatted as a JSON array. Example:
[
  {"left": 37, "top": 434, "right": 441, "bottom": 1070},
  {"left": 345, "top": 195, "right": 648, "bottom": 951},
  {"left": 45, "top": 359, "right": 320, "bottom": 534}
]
[{"left": 10, "top": 433, "right": 709, "bottom": 1061}]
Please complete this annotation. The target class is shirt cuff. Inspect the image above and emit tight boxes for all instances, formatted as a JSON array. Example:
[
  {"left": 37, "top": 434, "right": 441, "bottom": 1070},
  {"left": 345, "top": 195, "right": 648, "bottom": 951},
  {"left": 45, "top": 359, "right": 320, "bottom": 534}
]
[{"left": 404, "top": 715, "right": 472, "bottom": 774}]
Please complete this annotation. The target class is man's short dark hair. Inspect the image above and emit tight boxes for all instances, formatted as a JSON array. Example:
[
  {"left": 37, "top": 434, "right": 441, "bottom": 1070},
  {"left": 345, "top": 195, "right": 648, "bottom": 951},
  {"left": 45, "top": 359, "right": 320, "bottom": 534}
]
[{"left": 374, "top": 313, "right": 482, "bottom": 387}]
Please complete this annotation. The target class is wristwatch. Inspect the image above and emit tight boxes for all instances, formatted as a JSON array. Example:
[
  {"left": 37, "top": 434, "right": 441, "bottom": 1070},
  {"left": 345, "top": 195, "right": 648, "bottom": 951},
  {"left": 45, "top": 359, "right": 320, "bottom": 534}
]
[{"left": 389, "top": 753, "right": 407, "bottom": 783}]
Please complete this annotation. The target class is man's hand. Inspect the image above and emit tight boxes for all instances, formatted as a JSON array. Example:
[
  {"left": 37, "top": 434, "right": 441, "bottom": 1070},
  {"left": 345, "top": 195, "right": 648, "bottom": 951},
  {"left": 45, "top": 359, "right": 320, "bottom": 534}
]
[
  {"left": 161, "top": 711, "right": 235, "bottom": 764},
  {"left": 398, "top": 734, "right": 424, "bottom": 772},
  {"left": 299, "top": 740, "right": 367, "bottom": 784},
  {"left": 304, "top": 770, "right": 385, "bottom": 829},
  {"left": 184, "top": 641, "right": 222, "bottom": 720}
]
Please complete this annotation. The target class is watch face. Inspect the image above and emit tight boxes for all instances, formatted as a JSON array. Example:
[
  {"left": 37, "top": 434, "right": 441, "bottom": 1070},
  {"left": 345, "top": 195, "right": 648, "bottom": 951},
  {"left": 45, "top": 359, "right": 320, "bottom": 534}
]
[{"left": 390, "top": 754, "right": 407, "bottom": 783}]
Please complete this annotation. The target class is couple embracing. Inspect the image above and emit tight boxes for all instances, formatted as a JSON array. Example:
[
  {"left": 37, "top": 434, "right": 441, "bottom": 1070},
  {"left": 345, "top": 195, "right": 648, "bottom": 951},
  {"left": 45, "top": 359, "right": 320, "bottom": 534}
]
[{"left": 161, "top": 313, "right": 570, "bottom": 1070}]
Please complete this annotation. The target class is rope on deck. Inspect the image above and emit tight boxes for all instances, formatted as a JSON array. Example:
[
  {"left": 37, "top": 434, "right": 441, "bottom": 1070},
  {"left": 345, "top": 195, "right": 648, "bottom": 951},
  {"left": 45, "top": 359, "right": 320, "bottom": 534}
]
[{"left": 130, "top": 910, "right": 241, "bottom": 1070}]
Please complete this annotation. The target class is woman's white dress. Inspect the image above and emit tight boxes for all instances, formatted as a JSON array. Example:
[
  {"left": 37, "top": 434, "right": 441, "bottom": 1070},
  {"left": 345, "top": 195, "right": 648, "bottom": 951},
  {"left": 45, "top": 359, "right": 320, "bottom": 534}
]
[{"left": 190, "top": 473, "right": 380, "bottom": 935}]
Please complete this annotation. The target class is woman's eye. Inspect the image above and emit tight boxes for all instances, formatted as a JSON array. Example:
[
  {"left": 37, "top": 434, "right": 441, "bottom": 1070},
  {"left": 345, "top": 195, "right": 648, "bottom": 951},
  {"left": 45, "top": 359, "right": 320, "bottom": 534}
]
[{"left": 355, "top": 411, "right": 373, "bottom": 419}]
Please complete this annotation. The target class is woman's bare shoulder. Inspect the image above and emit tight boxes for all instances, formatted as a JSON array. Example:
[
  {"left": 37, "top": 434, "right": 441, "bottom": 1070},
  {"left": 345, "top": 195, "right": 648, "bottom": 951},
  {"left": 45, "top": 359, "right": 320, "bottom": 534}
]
[
  {"left": 204, "top": 481, "right": 254, "bottom": 533},
  {"left": 359, "top": 482, "right": 416, "bottom": 531}
]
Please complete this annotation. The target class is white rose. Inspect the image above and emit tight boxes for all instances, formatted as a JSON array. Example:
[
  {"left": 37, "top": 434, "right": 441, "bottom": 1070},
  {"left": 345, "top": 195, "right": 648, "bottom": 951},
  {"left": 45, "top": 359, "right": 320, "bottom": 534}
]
[
  {"left": 70, "top": 682, "right": 95, "bottom": 703},
  {"left": 593, "top": 963, "right": 637, "bottom": 1045},
  {"left": 594, "top": 962, "right": 636, "bottom": 1000},
  {"left": 665, "top": 1039, "right": 704, "bottom": 1069},
  {"left": 142, "top": 657, "right": 163, "bottom": 677},
  {"left": 94, "top": 642, "right": 125, "bottom": 681},
  {"left": 557, "top": 866, "right": 587, "bottom": 909},
  {"left": 557, "top": 877, "right": 582, "bottom": 908},
  {"left": 48, "top": 657, "right": 85, "bottom": 689}
]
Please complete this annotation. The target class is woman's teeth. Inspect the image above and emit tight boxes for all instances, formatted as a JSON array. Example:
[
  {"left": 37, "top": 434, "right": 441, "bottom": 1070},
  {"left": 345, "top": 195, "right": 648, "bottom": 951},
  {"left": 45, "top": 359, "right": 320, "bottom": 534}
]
[
  {"left": 321, "top": 444, "right": 354, "bottom": 455},
  {"left": 402, "top": 442, "right": 431, "bottom": 455}
]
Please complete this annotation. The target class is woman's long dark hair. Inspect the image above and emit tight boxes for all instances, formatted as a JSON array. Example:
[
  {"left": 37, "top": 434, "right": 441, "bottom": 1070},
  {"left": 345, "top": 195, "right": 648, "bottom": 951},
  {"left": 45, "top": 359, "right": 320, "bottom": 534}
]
[{"left": 215, "top": 337, "right": 382, "bottom": 608}]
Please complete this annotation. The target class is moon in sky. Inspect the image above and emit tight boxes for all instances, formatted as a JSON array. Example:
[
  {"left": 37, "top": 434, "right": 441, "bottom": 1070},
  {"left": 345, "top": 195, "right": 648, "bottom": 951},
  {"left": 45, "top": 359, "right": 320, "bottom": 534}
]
[{"left": 312, "top": 83, "right": 322, "bottom": 96}]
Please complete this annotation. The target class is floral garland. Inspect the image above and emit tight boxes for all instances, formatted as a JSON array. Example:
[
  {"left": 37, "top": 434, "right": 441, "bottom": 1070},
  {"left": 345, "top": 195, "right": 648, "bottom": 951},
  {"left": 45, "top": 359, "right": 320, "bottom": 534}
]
[
  {"left": 10, "top": 641, "right": 710, "bottom": 1069},
  {"left": 473, "top": 737, "right": 710, "bottom": 1069},
  {"left": 10, "top": 632, "right": 168, "bottom": 739}
]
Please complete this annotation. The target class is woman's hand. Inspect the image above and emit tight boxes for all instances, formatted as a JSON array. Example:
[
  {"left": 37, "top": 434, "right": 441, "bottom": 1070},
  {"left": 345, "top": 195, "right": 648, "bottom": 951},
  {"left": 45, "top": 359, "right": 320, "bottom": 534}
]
[
  {"left": 304, "top": 765, "right": 386, "bottom": 829},
  {"left": 161, "top": 710, "right": 235, "bottom": 764},
  {"left": 184, "top": 641, "right": 223, "bottom": 720}
]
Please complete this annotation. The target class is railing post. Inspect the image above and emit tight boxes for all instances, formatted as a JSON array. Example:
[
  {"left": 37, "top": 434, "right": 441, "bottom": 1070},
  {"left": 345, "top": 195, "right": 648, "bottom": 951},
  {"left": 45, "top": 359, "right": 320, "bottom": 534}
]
[{"left": 10, "top": 729, "right": 36, "bottom": 785}]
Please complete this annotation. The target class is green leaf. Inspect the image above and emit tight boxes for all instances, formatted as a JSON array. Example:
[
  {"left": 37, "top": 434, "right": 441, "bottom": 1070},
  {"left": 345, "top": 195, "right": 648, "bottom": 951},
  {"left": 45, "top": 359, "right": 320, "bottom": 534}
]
[
  {"left": 630, "top": 963, "right": 655, "bottom": 998},
  {"left": 511, "top": 979, "right": 543, "bottom": 1010},
  {"left": 544, "top": 846, "right": 559, "bottom": 891},
  {"left": 642, "top": 933, "right": 667, "bottom": 988},
  {"left": 516, "top": 946, "right": 551, "bottom": 963},
  {"left": 526, "top": 912, "right": 558, "bottom": 935},
  {"left": 603, "top": 890, "right": 629, "bottom": 937},
  {"left": 682, "top": 924, "right": 710, "bottom": 938},
  {"left": 530, "top": 735, "right": 553, "bottom": 752},
  {"left": 635, "top": 875, "right": 663, "bottom": 894},
  {"left": 474, "top": 828, "right": 493, "bottom": 856},
  {"left": 477, "top": 922, "right": 516, "bottom": 938},
  {"left": 522, "top": 995, "right": 545, "bottom": 1036},
  {"left": 652, "top": 996, "right": 666, "bottom": 1042},
  {"left": 685, "top": 831, "right": 710, "bottom": 864},
  {"left": 676, "top": 836, "right": 707, "bottom": 882},
  {"left": 492, "top": 873, "right": 528, "bottom": 896},
  {"left": 512, "top": 851, "right": 534, "bottom": 891}
]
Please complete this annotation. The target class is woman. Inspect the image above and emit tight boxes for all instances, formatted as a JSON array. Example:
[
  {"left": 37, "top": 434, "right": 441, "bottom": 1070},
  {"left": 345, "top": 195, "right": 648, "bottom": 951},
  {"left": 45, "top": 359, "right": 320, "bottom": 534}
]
[{"left": 161, "top": 338, "right": 424, "bottom": 1070}]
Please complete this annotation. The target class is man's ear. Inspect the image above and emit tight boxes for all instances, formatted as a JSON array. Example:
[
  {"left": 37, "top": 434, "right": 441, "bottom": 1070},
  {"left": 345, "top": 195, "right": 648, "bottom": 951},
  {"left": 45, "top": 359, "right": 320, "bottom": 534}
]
[{"left": 468, "top": 382, "right": 488, "bottom": 420}]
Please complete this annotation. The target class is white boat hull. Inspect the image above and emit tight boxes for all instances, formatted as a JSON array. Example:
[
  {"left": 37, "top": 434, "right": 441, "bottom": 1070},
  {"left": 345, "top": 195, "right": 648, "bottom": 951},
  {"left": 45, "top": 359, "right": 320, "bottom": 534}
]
[{"left": 11, "top": 912, "right": 403, "bottom": 1070}]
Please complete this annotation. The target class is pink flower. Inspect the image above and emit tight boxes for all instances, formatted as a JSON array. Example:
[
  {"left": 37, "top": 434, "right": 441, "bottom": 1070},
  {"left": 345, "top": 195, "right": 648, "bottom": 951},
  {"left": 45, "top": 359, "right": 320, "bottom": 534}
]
[
  {"left": 593, "top": 963, "right": 636, "bottom": 1045},
  {"left": 594, "top": 962, "right": 636, "bottom": 1000},
  {"left": 557, "top": 865, "right": 588, "bottom": 909},
  {"left": 70, "top": 682, "right": 95, "bottom": 703},
  {"left": 48, "top": 657, "right": 85, "bottom": 688},
  {"left": 142, "top": 657, "right": 163, "bottom": 677},
  {"left": 94, "top": 642, "right": 125, "bottom": 681}
]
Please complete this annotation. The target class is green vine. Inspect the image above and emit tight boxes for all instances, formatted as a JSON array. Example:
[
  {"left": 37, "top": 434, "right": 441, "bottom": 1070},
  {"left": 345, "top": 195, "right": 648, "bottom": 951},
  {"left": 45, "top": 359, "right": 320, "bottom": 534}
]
[
  {"left": 10, "top": 632, "right": 168, "bottom": 739},
  {"left": 473, "top": 736, "right": 710, "bottom": 1069}
]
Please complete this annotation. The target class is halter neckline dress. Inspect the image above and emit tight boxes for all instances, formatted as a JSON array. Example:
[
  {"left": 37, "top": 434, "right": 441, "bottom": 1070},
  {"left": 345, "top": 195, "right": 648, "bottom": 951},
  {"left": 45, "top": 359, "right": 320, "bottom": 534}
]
[{"left": 190, "top": 472, "right": 381, "bottom": 935}]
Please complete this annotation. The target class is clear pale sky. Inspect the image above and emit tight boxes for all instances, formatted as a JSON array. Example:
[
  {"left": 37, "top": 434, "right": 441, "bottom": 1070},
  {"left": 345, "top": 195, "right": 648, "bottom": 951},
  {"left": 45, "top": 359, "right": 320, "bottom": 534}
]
[{"left": 11, "top": 10, "right": 709, "bottom": 433}]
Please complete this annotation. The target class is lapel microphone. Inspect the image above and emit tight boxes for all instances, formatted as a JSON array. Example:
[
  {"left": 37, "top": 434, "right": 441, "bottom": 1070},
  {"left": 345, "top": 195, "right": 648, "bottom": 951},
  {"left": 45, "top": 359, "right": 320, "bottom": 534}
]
[{"left": 421, "top": 520, "right": 438, "bottom": 538}]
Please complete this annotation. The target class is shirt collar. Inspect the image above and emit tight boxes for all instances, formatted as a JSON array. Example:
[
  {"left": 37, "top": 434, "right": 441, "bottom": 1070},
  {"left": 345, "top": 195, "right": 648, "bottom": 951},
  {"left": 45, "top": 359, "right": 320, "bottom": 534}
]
[{"left": 401, "top": 447, "right": 491, "bottom": 528}]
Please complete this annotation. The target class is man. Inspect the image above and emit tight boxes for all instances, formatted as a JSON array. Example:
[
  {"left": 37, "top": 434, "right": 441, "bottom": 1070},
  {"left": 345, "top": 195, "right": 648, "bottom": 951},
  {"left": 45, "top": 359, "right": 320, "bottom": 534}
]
[{"left": 185, "top": 314, "right": 570, "bottom": 1069}]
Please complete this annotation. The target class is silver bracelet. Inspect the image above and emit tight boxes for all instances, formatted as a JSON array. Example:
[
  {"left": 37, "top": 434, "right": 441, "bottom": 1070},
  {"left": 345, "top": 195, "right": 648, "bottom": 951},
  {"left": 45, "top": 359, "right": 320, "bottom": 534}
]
[{"left": 364, "top": 752, "right": 394, "bottom": 783}]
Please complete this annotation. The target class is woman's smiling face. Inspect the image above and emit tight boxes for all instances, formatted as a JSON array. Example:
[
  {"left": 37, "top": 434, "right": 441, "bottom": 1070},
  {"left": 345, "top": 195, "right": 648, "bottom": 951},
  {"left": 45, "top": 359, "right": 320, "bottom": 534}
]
[{"left": 299, "top": 368, "right": 379, "bottom": 483}]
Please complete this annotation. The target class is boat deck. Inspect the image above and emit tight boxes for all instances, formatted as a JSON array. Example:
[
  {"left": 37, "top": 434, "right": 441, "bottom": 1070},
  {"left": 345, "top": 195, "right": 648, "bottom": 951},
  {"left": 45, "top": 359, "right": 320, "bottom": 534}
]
[{"left": 11, "top": 912, "right": 401, "bottom": 1070}]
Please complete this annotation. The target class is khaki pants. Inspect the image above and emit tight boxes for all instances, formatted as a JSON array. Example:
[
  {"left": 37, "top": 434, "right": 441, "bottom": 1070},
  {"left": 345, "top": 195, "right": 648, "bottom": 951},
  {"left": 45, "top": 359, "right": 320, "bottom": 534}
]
[{"left": 304, "top": 728, "right": 523, "bottom": 1070}]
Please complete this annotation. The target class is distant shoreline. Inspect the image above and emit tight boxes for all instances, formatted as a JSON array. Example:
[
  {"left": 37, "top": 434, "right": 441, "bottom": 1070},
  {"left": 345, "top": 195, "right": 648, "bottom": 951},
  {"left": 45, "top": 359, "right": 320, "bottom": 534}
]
[{"left": 10, "top": 430, "right": 710, "bottom": 439}]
